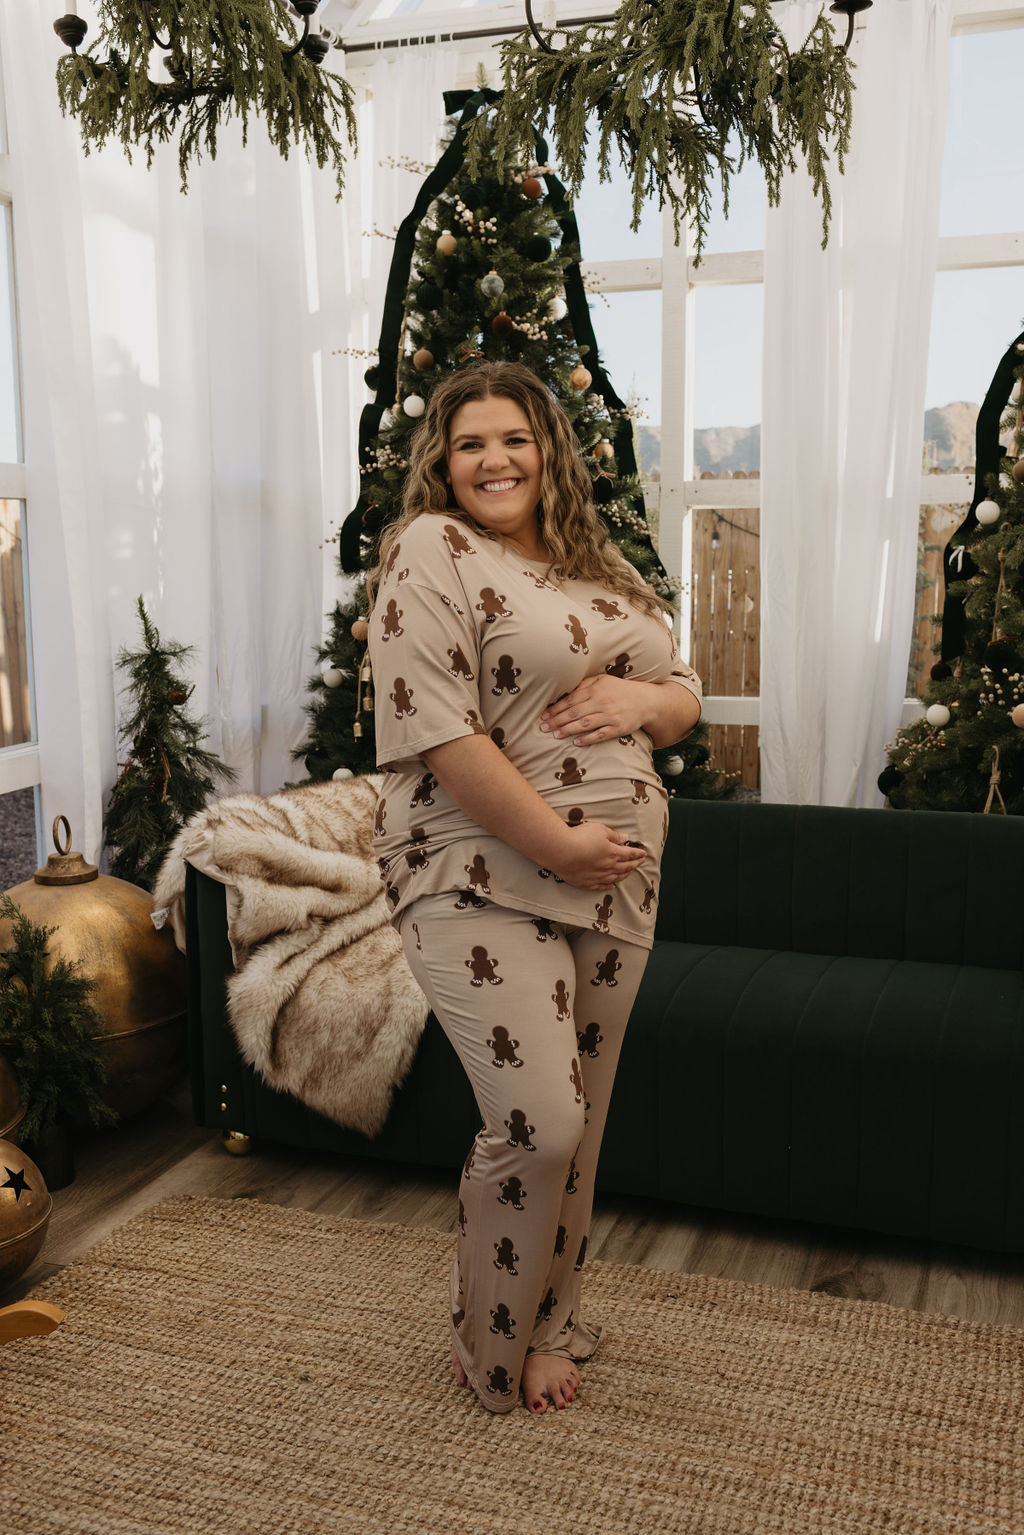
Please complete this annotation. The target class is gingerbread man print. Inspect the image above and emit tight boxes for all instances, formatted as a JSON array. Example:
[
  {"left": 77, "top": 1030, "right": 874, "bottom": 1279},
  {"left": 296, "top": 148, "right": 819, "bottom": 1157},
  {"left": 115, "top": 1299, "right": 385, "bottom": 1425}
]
[
  {"left": 464, "top": 709, "right": 488, "bottom": 734},
  {"left": 464, "top": 853, "right": 491, "bottom": 893},
  {"left": 565, "top": 1160, "right": 579, "bottom": 1195},
  {"left": 577, "top": 1022, "right": 603, "bottom": 1058},
  {"left": 554, "top": 1225, "right": 568, "bottom": 1258},
  {"left": 466, "top": 945, "right": 502, "bottom": 986},
  {"left": 552, "top": 979, "right": 571, "bottom": 1020},
  {"left": 565, "top": 614, "right": 589, "bottom": 654},
  {"left": 410, "top": 773, "right": 436, "bottom": 808},
  {"left": 488, "top": 1026, "right": 524, "bottom": 1068},
  {"left": 490, "top": 1304, "right": 517, "bottom": 1339},
  {"left": 454, "top": 888, "right": 487, "bottom": 910},
  {"left": 383, "top": 542, "right": 402, "bottom": 579},
  {"left": 487, "top": 1364, "right": 514, "bottom": 1397},
  {"left": 593, "top": 894, "right": 613, "bottom": 933},
  {"left": 575, "top": 1236, "right": 589, "bottom": 1271},
  {"left": 631, "top": 780, "right": 650, "bottom": 804},
  {"left": 505, "top": 1109, "right": 537, "bottom": 1151},
  {"left": 476, "top": 587, "right": 513, "bottom": 622},
  {"left": 380, "top": 598, "right": 403, "bottom": 640},
  {"left": 531, "top": 917, "right": 559, "bottom": 942},
  {"left": 493, "top": 1237, "right": 519, "bottom": 1275},
  {"left": 389, "top": 677, "right": 416, "bottom": 718},
  {"left": 591, "top": 597, "right": 626, "bottom": 621},
  {"left": 535, "top": 1288, "right": 557, "bottom": 1323},
  {"left": 555, "top": 757, "right": 586, "bottom": 787},
  {"left": 443, "top": 523, "right": 475, "bottom": 558},
  {"left": 570, "top": 1057, "right": 584, "bottom": 1103},
  {"left": 640, "top": 886, "right": 656, "bottom": 914},
  {"left": 498, "top": 1176, "right": 526, "bottom": 1210},
  {"left": 373, "top": 798, "right": 387, "bottom": 837},
  {"left": 447, "top": 645, "right": 475, "bottom": 680},
  {"left": 491, "top": 654, "right": 522, "bottom": 695},
  {"left": 490, "top": 726, "right": 507, "bottom": 750},
  {"left": 566, "top": 807, "right": 586, "bottom": 829},
  {"left": 606, "top": 652, "right": 633, "bottom": 678},
  {"left": 592, "top": 949, "right": 621, "bottom": 987}
]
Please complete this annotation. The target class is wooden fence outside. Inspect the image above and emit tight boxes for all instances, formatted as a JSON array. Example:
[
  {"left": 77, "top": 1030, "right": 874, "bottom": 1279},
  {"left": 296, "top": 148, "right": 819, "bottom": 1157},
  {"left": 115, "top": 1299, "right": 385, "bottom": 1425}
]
[{"left": 0, "top": 498, "right": 31, "bottom": 749}]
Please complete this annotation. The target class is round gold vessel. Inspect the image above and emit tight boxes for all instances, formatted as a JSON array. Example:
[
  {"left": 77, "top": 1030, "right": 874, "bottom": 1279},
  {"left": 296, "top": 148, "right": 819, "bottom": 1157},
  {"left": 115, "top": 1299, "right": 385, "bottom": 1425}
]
[{"left": 0, "top": 1138, "right": 53, "bottom": 1290}]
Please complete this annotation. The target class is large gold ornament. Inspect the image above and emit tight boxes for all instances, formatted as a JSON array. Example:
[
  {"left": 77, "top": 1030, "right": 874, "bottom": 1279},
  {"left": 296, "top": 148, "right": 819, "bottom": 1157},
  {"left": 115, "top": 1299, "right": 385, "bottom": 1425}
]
[
  {"left": 1, "top": 819, "right": 186, "bottom": 1118},
  {"left": 0, "top": 1138, "right": 52, "bottom": 1291}
]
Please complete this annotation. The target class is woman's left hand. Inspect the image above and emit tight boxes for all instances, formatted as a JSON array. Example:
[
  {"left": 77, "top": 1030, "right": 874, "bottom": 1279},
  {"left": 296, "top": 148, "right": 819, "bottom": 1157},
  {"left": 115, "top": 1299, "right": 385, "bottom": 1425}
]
[{"left": 540, "top": 674, "right": 653, "bottom": 745}]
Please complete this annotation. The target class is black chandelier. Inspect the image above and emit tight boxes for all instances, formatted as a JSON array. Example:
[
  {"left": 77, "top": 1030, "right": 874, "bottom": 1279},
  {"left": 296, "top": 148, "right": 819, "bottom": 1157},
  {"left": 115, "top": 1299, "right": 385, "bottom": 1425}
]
[
  {"left": 53, "top": 1, "right": 332, "bottom": 70},
  {"left": 524, "top": 0, "right": 873, "bottom": 58}
]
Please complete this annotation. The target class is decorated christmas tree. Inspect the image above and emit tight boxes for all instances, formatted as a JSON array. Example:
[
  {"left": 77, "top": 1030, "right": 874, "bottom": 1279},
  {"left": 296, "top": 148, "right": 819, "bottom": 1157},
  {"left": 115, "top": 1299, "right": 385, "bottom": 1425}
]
[
  {"left": 880, "top": 328, "right": 1024, "bottom": 812},
  {"left": 104, "top": 597, "right": 236, "bottom": 887},
  {"left": 298, "top": 87, "right": 727, "bottom": 798}
]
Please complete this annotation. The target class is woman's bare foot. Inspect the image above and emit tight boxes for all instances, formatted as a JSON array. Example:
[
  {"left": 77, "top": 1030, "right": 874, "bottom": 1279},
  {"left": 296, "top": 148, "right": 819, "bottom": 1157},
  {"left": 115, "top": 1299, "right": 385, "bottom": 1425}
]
[
  {"left": 521, "top": 1353, "right": 581, "bottom": 1413},
  {"left": 451, "top": 1341, "right": 471, "bottom": 1389}
]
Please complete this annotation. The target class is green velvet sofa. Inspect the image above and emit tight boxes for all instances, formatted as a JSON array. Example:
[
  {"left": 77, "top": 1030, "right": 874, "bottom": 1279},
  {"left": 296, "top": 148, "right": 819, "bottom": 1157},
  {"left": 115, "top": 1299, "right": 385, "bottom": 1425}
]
[{"left": 185, "top": 798, "right": 1024, "bottom": 1254}]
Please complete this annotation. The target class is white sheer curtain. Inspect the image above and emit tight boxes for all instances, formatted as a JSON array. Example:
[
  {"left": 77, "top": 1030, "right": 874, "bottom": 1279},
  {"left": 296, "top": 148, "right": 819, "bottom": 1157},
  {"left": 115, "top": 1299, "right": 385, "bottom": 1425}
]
[
  {"left": 759, "top": 0, "right": 954, "bottom": 807},
  {"left": 0, "top": 1, "right": 455, "bottom": 862}
]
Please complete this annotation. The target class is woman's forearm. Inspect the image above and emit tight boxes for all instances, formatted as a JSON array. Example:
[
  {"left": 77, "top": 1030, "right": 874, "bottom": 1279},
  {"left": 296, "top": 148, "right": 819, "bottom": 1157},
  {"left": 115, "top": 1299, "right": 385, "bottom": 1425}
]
[
  {"left": 638, "top": 682, "right": 703, "bottom": 749},
  {"left": 422, "top": 734, "right": 574, "bottom": 868}
]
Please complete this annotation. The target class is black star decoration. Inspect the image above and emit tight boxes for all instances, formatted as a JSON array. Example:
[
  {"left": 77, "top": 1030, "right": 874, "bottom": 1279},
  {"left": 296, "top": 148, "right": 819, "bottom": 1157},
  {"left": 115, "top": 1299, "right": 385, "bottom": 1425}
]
[{"left": 2, "top": 1165, "right": 30, "bottom": 1200}]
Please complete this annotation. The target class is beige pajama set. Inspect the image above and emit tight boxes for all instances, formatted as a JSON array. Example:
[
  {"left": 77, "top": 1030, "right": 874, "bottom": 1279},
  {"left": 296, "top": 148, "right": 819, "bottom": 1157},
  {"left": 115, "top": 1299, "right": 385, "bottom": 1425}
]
[{"left": 369, "top": 512, "right": 702, "bottom": 1413}]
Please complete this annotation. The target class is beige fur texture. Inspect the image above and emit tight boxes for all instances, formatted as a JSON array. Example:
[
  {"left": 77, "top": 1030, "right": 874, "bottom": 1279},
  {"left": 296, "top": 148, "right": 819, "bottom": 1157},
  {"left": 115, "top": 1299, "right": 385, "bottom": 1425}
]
[{"left": 153, "top": 776, "right": 429, "bottom": 1137}]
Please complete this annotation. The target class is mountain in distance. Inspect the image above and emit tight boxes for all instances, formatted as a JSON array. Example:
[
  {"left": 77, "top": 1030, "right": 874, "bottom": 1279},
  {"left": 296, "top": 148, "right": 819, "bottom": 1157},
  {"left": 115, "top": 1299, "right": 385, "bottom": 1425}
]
[{"left": 634, "top": 403, "right": 981, "bottom": 478}]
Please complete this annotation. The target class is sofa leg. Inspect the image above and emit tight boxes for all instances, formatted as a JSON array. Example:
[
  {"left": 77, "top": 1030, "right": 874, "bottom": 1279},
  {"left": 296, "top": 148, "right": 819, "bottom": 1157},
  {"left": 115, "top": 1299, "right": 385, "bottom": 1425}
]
[{"left": 221, "top": 1130, "right": 253, "bottom": 1156}]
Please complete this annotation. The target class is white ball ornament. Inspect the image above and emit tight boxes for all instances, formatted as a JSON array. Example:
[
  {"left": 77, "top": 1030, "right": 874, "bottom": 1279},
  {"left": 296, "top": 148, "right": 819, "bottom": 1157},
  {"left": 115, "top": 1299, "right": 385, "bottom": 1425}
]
[
  {"left": 976, "top": 498, "right": 1001, "bottom": 526},
  {"left": 925, "top": 703, "right": 951, "bottom": 728},
  {"left": 547, "top": 295, "right": 568, "bottom": 321},
  {"left": 403, "top": 394, "right": 426, "bottom": 418},
  {"left": 322, "top": 667, "right": 343, "bottom": 689},
  {"left": 332, "top": 767, "right": 355, "bottom": 780},
  {"left": 662, "top": 754, "right": 685, "bottom": 776},
  {"left": 480, "top": 270, "right": 505, "bottom": 299},
  {"left": 1012, "top": 704, "right": 1024, "bottom": 729}
]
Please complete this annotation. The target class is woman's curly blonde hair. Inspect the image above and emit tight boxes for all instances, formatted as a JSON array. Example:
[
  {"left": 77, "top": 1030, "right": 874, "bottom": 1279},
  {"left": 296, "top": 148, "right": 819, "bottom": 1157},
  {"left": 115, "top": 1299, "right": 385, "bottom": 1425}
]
[{"left": 367, "top": 361, "right": 672, "bottom": 620}]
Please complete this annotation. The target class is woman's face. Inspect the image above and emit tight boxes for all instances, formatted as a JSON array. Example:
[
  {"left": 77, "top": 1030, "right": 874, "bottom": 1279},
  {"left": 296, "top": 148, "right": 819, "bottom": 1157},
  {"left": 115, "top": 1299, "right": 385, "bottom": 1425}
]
[{"left": 444, "top": 395, "right": 545, "bottom": 556}]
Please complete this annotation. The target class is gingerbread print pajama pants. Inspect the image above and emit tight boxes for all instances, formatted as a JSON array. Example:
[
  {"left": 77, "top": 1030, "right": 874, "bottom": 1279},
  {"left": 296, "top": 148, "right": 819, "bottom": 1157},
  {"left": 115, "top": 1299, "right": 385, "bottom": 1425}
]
[{"left": 394, "top": 891, "right": 649, "bottom": 1414}]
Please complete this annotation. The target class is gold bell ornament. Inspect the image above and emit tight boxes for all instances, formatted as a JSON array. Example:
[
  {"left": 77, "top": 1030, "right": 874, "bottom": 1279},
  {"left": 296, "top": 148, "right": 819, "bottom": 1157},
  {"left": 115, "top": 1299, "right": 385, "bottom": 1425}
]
[
  {"left": 0, "top": 1137, "right": 53, "bottom": 1292},
  {"left": 0, "top": 818, "right": 187, "bottom": 1119}
]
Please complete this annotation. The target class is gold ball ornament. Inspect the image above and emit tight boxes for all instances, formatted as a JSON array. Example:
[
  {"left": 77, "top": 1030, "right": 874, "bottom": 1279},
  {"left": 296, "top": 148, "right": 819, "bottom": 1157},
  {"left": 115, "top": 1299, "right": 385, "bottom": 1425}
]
[
  {"left": 570, "top": 365, "right": 593, "bottom": 391},
  {"left": 436, "top": 231, "right": 457, "bottom": 256},
  {"left": 412, "top": 348, "right": 434, "bottom": 372},
  {"left": 1012, "top": 704, "right": 1024, "bottom": 728},
  {"left": 0, "top": 1139, "right": 52, "bottom": 1290},
  {"left": 351, "top": 618, "right": 369, "bottom": 642},
  {"left": 0, "top": 819, "right": 187, "bottom": 1120},
  {"left": 1012, "top": 459, "right": 1024, "bottom": 485},
  {"left": 593, "top": 439, "right": 614, "bottom": 459},
  {"left": 521, "top": 176, "right": 543, "bottom": 199}
]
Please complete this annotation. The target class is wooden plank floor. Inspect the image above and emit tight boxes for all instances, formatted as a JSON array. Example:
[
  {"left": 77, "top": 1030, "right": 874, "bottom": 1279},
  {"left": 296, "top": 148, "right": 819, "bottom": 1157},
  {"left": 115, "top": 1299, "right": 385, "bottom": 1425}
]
[{"left": 4, "top": 1074, "right": 1023, "bottom": 1328}]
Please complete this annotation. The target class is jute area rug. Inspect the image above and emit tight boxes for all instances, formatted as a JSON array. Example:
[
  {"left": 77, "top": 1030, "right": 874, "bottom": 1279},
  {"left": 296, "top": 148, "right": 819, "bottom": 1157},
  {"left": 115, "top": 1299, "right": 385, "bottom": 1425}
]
[{"left": 4, "top": 1197, "right": 1024, "bottom": 1535}]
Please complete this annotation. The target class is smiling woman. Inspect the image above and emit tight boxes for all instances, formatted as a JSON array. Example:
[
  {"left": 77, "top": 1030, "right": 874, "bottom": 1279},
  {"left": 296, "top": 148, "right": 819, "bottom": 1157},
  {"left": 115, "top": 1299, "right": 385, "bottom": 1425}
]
[{"left": 444, "top": 398, "right": 545, "bottom": 559}]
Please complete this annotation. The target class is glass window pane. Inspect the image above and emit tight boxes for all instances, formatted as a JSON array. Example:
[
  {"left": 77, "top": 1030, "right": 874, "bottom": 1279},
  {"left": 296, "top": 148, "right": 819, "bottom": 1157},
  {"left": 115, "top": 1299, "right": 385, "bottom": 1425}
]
[
  {"left": 939, "top": 29, "right": 1024, "bottom": 240},
  {"left": 587, "top": 287, "right": 662, "bottom": 433},
  {"left": 908, "top": 500, "right": 963, "bottom": 699},
  {"left": 0, "top": 204, "right": 22, "bottom": 462},
  {"left": 0, "top": 499, "right": 32, "bottom": 747},
  {"left": 570, "top": 140, "right": 662, "bottom": 261},
  {"left": 926, "top": 267, "right": 1024, "bottom": 421},
  {"left": 693, "top": 283, "right": 762, "bottom": 464},
  {"left": 0, "top": 786, "right": 38, "bottom": 891},
  {"left": 699, "top": 131, "right": 768, "bottom": 255}
]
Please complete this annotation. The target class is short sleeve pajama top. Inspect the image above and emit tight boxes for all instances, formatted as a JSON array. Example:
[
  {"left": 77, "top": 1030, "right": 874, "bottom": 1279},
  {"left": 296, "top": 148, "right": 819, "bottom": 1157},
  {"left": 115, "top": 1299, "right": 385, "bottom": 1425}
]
[{"left": 369, "top": 513, "right": 703, "bottom": 951}]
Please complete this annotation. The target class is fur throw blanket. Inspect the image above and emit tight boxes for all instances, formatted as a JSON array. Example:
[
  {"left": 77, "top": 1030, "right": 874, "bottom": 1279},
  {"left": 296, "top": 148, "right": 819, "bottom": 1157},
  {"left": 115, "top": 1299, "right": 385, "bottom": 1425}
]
[{"left": 152, "top": 775, "right": 429, "bottom": 1138}]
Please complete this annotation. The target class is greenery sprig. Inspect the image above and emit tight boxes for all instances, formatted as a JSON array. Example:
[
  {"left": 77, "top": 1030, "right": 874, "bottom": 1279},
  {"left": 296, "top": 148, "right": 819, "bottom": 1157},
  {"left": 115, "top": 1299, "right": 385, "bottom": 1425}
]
[
  {"left": 55, "top": 0, "right": 357, "bottom": 196},
  {"left": 0, "top": 896, "right": 117, "bottom": 1145},
  {"left": 465, "top": 0, "right": 856, "bottom": 257}
]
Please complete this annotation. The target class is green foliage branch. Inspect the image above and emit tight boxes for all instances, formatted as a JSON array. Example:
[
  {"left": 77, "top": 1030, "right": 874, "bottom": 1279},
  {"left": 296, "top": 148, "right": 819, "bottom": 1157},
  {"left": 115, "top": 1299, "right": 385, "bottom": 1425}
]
[
  {"left": 104, "top": 596, "right": 235, "bottom": 890},
  {"left": 55, "top": 0, "right": 357, "bottom": 196},
  {"left": 465, "top": 0, "right": 855, "bottom": 257},
  {"left": 0, "top": 896, "right": 117, "bottom": 1145}
]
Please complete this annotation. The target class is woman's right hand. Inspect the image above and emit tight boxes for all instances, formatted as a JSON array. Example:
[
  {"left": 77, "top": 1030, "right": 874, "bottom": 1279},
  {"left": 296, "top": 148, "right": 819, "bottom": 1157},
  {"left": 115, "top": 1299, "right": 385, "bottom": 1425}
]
[{"left": 548, "top": 823, "right": 646, "bottom": 891}]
